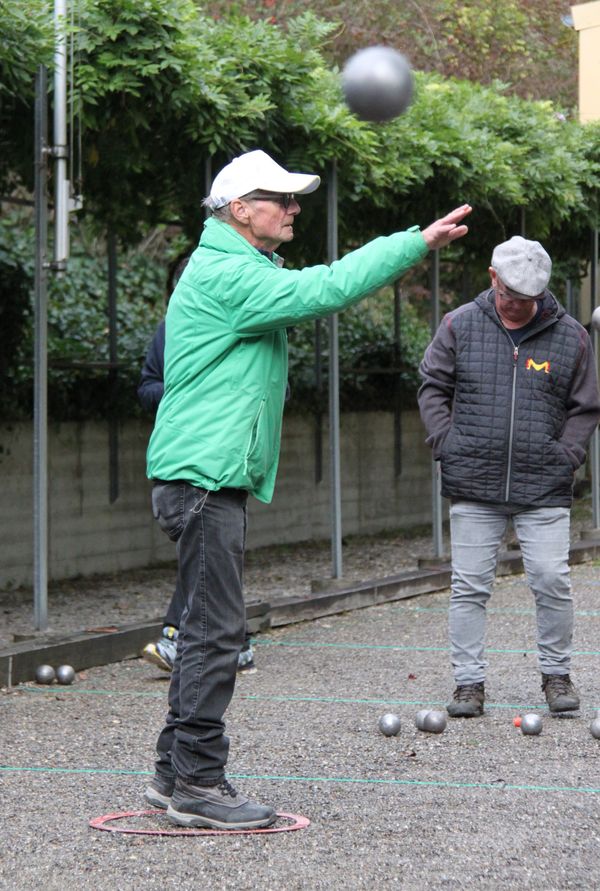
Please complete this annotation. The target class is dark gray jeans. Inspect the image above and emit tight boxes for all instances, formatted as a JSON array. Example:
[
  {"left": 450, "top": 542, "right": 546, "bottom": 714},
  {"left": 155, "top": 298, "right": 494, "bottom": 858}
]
[{"left": 151, "top": 481, "right": 248, "bottom": 783}]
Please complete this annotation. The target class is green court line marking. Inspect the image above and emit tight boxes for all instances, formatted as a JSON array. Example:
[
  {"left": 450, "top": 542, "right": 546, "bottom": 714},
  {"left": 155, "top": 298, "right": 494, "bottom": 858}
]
[
  {"left": 256, "top": 639, "right": 600, "bottom": 657},
  {"left": 21, "top": 686, "right": 164, "bottom": 698},
  {"left": 1, "top": 764, "right": 600, "bottom": 796},
  {"left": 17, "top": 686, "right": 568, "bottom": 711},
  {"left": 392, "top": 605, "right": 600, "bottom": 618}
]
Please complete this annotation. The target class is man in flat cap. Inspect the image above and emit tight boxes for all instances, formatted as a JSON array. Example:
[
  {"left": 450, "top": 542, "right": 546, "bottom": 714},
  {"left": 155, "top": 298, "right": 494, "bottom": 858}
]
[
  {"left": 143, "top": 148, "right": 472, "bottom": 828},
  {"left": 418, "top": 235, "right": 600, "bottom": 719}
]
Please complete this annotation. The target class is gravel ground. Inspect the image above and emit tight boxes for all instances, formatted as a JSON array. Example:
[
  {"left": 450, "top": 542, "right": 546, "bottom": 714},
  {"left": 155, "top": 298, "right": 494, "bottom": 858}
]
[
  {"left": 0, "top": 494, "right": 595, "bottom": 646},
  {"left": 1, "top": 495, "right": 600, "bottom": 889},
  {"left": 2, "top": 560, "right": 600, "bottom": 890}
]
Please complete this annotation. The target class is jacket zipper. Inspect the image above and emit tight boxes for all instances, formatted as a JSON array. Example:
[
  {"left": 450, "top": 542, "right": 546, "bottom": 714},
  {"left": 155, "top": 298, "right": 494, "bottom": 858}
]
[
  {"left": 504, "top": 344, "right": 519, "bottom": 501},
  {"left": 492, "top": 302, "right": 557, "bottom": 502}
]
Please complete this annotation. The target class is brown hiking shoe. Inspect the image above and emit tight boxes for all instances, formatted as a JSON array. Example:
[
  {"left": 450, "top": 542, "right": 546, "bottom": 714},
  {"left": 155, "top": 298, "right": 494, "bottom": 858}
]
[
  {"left": 446, "top": 682, "right": 485, "bottom": 718},
  {"left": 541, "top": 673, "right": 580, "bottom": 713}
]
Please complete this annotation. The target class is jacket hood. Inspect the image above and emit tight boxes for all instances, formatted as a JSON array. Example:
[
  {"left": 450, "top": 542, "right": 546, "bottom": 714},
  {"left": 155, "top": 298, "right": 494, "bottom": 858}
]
[{"left": 475, "top": 287, "right": 564, "bottom": 326}]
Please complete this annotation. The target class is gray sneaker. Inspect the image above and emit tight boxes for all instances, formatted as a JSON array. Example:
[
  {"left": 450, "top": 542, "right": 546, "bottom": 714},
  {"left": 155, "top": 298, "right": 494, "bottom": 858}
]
[
  {"left": 142, "top": 625, "right": 178, "bottom": 672},
  {"left": 447, "top": 682, "right": 485, "bottom": 718},
  {"left": 167, "top": 777, "right": 276, "bottom": 830},
  {"left": 541, "top": 673, "right": 580, "bottom": 713},
  {"left": 237, "top": 643, "right": 256, "bottom": 674},
  {"left": 144, "top": 773, "right": 175, "bottom": 809}
]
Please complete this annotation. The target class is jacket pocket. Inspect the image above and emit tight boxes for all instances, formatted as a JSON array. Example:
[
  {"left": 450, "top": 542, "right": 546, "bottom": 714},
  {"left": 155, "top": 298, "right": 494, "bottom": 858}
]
[{"left": 243, "top": 398, "right": 268, "bottom": 481}]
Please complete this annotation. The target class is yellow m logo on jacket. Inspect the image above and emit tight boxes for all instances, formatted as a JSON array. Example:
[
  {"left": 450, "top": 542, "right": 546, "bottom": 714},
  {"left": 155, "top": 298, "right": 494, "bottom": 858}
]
[{"left": 526, "top": 358, "right": 551, "bottom": 374}]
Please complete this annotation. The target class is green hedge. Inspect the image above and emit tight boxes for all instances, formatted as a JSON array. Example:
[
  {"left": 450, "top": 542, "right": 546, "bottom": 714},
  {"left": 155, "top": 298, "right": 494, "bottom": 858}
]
[{"left": 0, "top": 204, "right": 436, "bottom": 420}]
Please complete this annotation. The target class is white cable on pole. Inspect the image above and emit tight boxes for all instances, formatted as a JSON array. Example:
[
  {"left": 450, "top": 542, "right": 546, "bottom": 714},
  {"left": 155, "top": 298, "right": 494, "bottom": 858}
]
[{"left": 54, "top": 0, "right": 69, "bottom": 266}]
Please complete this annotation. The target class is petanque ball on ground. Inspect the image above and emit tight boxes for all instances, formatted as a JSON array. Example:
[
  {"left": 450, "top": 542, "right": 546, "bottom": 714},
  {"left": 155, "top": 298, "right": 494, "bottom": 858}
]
[
  {"left": 378, "top": 713, "right": 402, "bottom": 736},
  {"left": 56, "top": 664, "right": 76, "bottom": 685},
  {"left": 591, "top": 306, "right": 600, "bottom": 333},
  {"left": 422, "top": 710, "right": 447, "bottom": 734},
  {"left": 520, "top": 713, "right": 543, "bottom": 735},
  {"left": 590, "top": 717, "right": 600, "bottom": 739},
  {"left": 342, "top": 46, "right": 414, "bottom": 123},
  {"left": 415, "top": 709, "right": 431, "bottom": 730},
  {"left": 35, "top": 664, "right": 56, "bottom": 685}
]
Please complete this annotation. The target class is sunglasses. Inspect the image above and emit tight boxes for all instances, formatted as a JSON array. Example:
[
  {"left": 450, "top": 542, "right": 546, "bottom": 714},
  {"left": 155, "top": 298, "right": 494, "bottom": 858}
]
[
  {"left": 246, "top": 192, "right": 296, "bottom": 210},
  {"left": 495, "top": 283, "right": 535, "bottom": 301}
]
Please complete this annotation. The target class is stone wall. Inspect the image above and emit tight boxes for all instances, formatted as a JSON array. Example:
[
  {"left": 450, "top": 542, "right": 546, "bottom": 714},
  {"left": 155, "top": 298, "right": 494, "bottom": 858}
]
[{"left": 0, "top": 411, "right": 433, "bottom": 588}]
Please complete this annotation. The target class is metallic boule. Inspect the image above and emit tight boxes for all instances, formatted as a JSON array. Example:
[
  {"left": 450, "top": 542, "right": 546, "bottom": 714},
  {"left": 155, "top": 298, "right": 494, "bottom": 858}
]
[
  {"left": 34, "top": 664, "right": 56, "bottom": 685},
  {"left": 422, "top": 710, "right": 447, "bottom": 734},
  {"left": 415, "top": 709, "right": 431, "bottom": 730},
  {"left": 342, "top": 46, "right": 414, "bottom": 123},
  {"left": 590, "top": 717, "right": 600, "bottom": 739},
  {"left": 56, "top": 664, "right": 76, "bottom": 685},
  {"left": 378, "top": 713, "right": 402, "bottom": 737},
  {"left": 520, "top": 713, "right": 543, "bottom": 735}
]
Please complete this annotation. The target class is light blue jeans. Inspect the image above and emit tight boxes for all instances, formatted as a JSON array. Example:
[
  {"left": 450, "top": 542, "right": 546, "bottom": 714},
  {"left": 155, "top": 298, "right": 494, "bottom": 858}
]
[{"left": 449, "top": 501, "right": 572, "bottom": 685}]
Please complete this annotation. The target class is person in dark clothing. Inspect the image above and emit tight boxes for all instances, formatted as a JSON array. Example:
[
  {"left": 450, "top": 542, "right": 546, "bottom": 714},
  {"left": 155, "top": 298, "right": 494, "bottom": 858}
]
[
  {"left": 137, "top": 320, "right": 166, "bottom": 413},
  {"left": 139, "top": 256, "right": 255, "bottom": 673},
  {"left": 418, "top": 236, "right": 600, "bottom": 719}
]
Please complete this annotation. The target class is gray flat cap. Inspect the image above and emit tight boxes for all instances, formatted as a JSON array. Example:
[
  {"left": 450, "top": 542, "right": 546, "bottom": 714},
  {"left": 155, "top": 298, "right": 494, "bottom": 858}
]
[{"left": 491, "top": 235, "right": 552, "bottom": 297}]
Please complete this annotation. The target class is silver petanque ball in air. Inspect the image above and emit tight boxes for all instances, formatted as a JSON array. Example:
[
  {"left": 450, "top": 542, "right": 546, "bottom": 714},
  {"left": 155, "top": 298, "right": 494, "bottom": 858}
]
[
  {"left": 422, "top": 710, "right": 447, "bottom": 734},
  {"left": 520, "top": 713, "right": 543, "bottom": 735},
  {"left": 590, "top": 717, "right": 600, "bottom": 739},
  {"left": 378, "top": 713, "right": 402, "bottom": 736},
  {"left": 415, "top": 709, "right": 431, "bottom": 730},
  {"left": 56, "top": 664, "right": 76, "bottom": 685},
  {"left": 342, "top": 46, "right": 414, "bottom": 123},
  {"left": 35, "top": 664, "right": 56, "bottom": 685},
  {"left": 591, "top": 306, "right": 600, "bottom": 333}
]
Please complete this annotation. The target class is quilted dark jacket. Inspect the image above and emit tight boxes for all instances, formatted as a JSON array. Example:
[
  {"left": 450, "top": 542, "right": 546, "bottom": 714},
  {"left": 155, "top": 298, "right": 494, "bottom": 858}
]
[{"left": 418, "top": 289, "right": 600, "bottom": 508}]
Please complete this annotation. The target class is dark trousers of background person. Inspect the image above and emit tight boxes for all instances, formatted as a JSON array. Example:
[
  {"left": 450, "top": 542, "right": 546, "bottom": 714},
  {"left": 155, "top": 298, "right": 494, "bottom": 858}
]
[{"left": 151, "top": 481, "right": 248, "bottom": 782}]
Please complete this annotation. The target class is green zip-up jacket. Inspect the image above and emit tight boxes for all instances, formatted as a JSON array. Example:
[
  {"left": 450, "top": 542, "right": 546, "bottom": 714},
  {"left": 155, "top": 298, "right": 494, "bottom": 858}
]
[{"left": 146, "top": 216, "right": 428, "bottom": 502}]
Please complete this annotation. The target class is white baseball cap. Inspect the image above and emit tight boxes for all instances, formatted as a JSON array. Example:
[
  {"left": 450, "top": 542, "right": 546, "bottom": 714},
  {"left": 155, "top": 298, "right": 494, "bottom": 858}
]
[{"left": 205, "top": 149, "right": 321, "bottom": 209}]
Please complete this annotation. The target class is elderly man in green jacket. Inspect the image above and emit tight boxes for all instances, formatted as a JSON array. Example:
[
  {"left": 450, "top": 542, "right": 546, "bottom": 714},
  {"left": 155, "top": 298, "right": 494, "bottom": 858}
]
[{"left": 144, "top": 148, "right": 471, "bottom": 830}]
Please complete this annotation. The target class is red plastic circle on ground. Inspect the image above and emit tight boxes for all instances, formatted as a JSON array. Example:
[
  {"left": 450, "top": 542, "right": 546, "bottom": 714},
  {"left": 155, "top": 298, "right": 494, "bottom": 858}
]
[
  {"left": 513, "top": 716, "right": 522, "bottom": 727},
  {"left": 89, "top": 809, "right": 310, "bottom": 836}
]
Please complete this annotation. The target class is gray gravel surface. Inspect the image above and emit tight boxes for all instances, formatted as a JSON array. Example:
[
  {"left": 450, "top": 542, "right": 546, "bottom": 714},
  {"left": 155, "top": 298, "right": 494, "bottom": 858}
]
[
  {"left": 0, "top": 493, "right": 595, "bottom": 645},
  {"left": 0, "top": 527, "right": 436, "bottom": 646},
  {"left": 2, "top": 552, "right": 600, "bottom": 890}
]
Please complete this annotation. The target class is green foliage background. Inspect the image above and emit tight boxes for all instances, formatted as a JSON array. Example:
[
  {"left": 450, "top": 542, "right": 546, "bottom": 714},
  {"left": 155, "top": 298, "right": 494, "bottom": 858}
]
[{"left": 1, "top": 0, "right": 599, "bottom": 420}]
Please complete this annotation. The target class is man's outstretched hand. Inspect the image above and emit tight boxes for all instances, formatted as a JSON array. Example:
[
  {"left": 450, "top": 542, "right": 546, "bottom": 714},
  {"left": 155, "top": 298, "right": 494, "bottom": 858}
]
[{"left": 422, "top": 205, "right": 472, "bottom": 250}]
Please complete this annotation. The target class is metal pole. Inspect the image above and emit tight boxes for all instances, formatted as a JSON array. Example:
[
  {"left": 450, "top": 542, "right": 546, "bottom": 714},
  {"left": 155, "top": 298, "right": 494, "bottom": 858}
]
[
  {"left": 430, "top": 248, "right": 444, "bottom": 558},
  {"left": 566, "top": 279, "right": 574, "bottom": 316},
  {"left": 590, "top": 228, "right": 600, "bottom": 530},
  {"left": 34, "top": 65, "right": 49, "bottom": 631},
  {"left": 393, "top": 281, "right": 402, "bottom": 477},
  {"left": 314, "top": 319, "right": 324, "bottom": 484},
  {"left": 54, "top": 0, "right": 69, "bottom": 267},
  {"left": 327, "top": 161, "right": 343, "bottom": 578},
  {"left": 107, "top": 233, "right": 119, "bottom": 503},
  {"left": 204, "top": 157, "right": 212, "bottom": 218}
]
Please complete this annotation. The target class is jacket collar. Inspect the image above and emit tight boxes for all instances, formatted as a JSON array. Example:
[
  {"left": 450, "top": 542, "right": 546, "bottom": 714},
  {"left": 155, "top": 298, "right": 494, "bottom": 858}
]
[{"left": 200, "top": 217, "right": 283, "bottom": 265}]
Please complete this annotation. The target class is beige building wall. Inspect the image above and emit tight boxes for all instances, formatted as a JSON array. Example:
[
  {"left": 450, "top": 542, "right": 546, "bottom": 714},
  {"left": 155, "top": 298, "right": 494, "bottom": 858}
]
[
  {"left": 0, "top": 413, "right": 434, "bottom": 589},
  {"left": 571, "top": 2, "right": 600, "bottom": 324},
  {"left": 572, "top": 1, "right": 600, "bottom": 123}
]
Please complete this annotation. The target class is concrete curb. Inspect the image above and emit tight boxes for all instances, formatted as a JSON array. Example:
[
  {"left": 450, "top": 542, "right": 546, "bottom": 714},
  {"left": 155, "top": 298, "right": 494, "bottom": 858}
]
[{"left": 2, "top": 540, "right": 598, "bottom": 686}]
